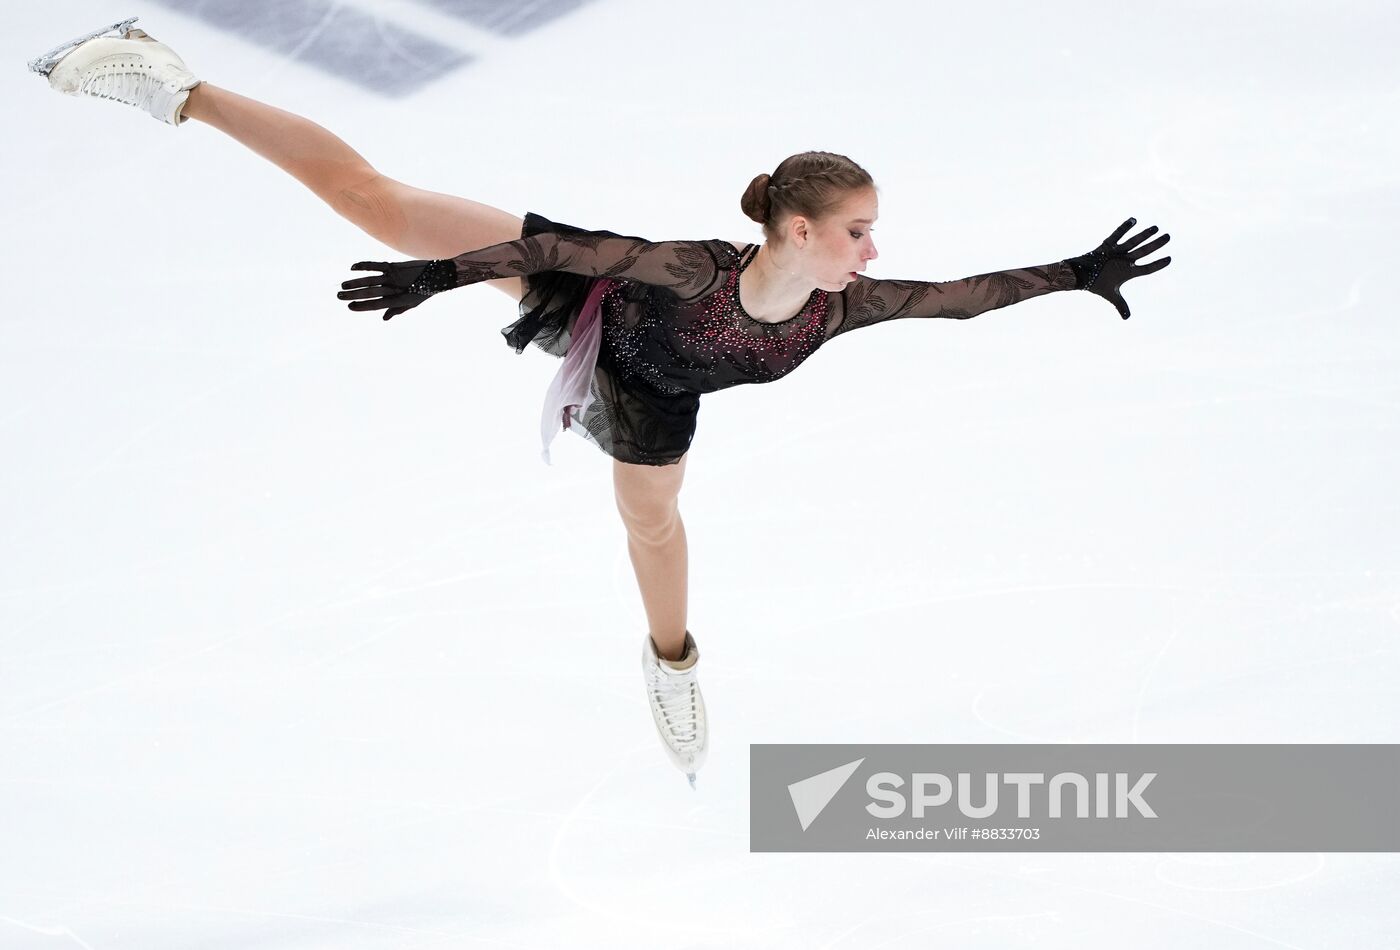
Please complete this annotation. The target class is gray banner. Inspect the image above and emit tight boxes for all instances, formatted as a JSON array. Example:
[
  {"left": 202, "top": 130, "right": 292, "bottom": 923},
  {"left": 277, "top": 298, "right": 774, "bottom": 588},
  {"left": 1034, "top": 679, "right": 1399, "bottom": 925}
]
[{"left": 750, "top": 744, "right": 1400, "bottom": 852}]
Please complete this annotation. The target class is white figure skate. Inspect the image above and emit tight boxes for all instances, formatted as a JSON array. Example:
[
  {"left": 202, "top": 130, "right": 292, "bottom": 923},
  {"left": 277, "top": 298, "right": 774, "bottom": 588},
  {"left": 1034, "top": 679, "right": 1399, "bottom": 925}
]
[
  {"left": 28, "top": 17, "right": 202, "bottom": 126},
  {"left": 642, "top": 631, "right": 709, "bottom": 789}
]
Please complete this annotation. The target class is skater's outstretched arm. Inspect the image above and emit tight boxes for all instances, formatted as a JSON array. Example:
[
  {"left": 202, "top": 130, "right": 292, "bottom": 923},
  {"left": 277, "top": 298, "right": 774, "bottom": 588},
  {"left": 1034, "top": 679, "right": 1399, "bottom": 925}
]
[
  {"left": 338, "top": 217, "right": 729, "bottom": 320},
  {"left": 834, "top": 262, "right": 1079, "bottom": 336},
  {"left": 830, "top": 218, "right": 1173, "bottom": 337}
]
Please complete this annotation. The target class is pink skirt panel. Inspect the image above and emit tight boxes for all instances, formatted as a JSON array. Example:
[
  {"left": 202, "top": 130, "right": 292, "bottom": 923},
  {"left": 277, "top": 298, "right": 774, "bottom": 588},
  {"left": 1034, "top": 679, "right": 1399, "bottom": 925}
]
[{"left": 538, "top": 277, "right": 617, "bottom": 465}]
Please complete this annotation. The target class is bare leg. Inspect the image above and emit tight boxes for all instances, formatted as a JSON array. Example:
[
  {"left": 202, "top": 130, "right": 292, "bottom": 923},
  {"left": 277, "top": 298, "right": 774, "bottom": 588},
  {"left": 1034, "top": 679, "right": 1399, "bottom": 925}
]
[
  {"left": 181, "top": 82, "right": 525, "bottom": 302},
  {"left": 614, "top": 455, "right": 690, "bottom": 661},
  {"left": 627, "top": 511, "right": 689, "bottom": 661}
]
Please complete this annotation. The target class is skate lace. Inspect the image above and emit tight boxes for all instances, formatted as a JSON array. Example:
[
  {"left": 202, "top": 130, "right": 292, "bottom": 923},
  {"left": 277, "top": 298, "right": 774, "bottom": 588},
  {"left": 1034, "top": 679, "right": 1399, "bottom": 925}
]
[
  {"left": 77, "top": 58, "right": 163, "bottom": 107},
  {"left": 648, "top": 668, "right": 701, "bottom": 751}
]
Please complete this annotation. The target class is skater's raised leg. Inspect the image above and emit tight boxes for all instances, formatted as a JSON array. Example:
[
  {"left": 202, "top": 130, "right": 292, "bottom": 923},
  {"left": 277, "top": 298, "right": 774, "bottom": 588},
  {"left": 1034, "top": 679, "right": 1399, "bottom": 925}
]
[
  {"left": 180, "top": 83, "right": 525, "bottom": 303},
  {"left": 33, "top": 21, "right": 524, "bottom": 302}
]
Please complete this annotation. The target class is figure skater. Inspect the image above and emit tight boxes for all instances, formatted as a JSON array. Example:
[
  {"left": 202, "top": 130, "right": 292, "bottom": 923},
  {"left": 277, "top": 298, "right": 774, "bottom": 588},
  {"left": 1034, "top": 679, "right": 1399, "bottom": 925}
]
[{"left": 29, "top": 19, "right": 1172, "bottom": 789}]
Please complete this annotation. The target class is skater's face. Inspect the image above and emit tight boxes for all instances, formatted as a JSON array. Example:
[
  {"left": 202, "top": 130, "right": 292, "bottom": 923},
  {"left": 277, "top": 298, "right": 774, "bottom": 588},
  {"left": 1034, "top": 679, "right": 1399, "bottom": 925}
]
[{"left": 780, "top": 187, "right": 880, "bottom": 291}]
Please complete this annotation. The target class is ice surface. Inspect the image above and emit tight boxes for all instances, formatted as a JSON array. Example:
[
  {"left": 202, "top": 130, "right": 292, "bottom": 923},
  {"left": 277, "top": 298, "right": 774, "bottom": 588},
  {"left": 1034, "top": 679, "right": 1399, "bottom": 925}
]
[{"left": 3, "top": 0, "right": 1398, "bottom": 947}]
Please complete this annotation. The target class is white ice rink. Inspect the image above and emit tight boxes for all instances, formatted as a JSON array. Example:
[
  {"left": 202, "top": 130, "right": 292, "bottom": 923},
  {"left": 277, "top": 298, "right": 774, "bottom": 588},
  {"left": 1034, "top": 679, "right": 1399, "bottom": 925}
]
[{"left": 4, "top": 1, "right": 1399, "bottom": 947}]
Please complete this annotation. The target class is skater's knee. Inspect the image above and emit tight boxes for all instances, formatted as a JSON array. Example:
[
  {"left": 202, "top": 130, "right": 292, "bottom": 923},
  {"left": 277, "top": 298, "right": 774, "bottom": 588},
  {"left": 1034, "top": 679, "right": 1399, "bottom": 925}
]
[
  {"left": 614, "top": 465, "right": 684, "bottom": 545},
  {"left": 618, "top": 500, "right": 681, "bottom": 546}
]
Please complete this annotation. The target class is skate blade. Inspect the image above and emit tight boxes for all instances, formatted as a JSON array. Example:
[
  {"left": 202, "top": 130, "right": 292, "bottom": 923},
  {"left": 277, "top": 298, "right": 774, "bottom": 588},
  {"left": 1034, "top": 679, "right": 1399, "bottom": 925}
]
[{"left": 27, "top": 17, "right": 140, "bottom": 76}]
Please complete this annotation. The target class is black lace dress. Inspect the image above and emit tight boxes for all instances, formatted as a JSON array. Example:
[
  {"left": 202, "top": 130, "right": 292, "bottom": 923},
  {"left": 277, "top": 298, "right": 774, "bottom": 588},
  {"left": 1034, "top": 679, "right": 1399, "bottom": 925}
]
[{"left": 482, "top": 212, "right": 1078, "bottom": 466}]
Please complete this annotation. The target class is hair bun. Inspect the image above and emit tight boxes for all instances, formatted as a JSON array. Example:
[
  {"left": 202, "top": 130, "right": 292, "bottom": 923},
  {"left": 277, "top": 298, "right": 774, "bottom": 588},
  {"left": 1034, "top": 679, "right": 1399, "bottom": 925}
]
[
  {"left": 740, "top": 151, "right": 875, "bottom": 239},
  {"left": 740, "top": 172, "right": 773, "bottom": 226}
]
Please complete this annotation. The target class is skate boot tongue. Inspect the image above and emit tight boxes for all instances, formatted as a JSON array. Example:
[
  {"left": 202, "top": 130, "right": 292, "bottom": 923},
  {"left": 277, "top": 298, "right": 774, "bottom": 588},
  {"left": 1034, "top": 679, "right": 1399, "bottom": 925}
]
[
  {"left": 656, "top": 631, "right": 699, "bottom": 672},
  {"left": 659, "top": 647, "right": 697, "bottom": 674}
]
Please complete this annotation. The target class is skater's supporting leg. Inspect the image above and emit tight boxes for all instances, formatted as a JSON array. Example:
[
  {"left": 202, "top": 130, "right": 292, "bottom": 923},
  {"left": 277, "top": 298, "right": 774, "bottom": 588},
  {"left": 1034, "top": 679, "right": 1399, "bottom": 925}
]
[
  {"left": 614, "top": 455, "right": 690, "bottom": 661},
  {"left": 181, "top": 83, "right": 525, "bottom": 303}
]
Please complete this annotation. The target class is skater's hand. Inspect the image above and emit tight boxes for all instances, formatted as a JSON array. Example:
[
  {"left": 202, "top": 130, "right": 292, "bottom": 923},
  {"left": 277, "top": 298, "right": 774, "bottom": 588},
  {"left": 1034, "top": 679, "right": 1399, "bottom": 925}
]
[
  {"left": 338, "top": 258, "right": 456, "bottom": 321},
  {"left": 1063, "top": 218, "right": 1172, "bottom": 320}
]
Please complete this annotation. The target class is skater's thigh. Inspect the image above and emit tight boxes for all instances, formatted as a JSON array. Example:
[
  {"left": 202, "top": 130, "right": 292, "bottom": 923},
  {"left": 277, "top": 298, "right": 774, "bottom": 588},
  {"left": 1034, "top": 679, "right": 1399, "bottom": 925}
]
[
  {"left": 613, "top": 452, "right": 689, "bottom": 529},
  {"left": 362, "top": 175, "right": 525, "bottom": 304}
]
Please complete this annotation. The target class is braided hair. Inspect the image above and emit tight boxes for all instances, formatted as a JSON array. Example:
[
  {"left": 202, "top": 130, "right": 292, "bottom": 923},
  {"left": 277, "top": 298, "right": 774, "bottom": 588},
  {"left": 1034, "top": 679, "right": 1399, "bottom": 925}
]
[{"left": 740, "top": 151, "right": 877, "bottom": 244}]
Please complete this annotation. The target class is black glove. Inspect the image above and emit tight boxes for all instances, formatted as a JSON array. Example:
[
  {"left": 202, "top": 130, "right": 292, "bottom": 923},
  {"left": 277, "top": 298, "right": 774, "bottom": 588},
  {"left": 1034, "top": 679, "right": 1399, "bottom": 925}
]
[
  {"left": 1064, "top": 217, "right": 1172, "bottom": 320},
  {"left": 337, "top": 258, "right": 457, "bottom": 321}
]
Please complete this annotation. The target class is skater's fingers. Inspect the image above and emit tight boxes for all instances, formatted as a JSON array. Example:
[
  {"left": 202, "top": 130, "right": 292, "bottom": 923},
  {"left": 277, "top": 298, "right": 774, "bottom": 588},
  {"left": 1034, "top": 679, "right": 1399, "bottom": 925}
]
[
  {"left": 341, "top": 275, "right": 386, "bottom": 290},
  {"left": 1105, "top": 217, "right": 1136, "bottom": 247},
  {"left": 346, "top": 298, "right": 393, "bottom": 312},
  {"left": 1107, "top": 289, "right": 1130, "bottom": 320},
  {"left": 337, "top": 287, "right": 386, "bottom": 301},
  {"left": 350, "top": 262, "right": 389, "bottom": 273},
  {"left": 1130, "top": 233, "right": 1170, "bottom": 260},
  {"left": 1122, "top": 224, "right": 1159, "bottom": 252}
]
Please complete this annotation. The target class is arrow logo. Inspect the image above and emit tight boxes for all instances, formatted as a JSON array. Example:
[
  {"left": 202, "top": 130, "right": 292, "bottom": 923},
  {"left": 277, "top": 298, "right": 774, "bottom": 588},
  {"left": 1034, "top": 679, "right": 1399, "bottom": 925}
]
[{"left": 788, "top": 758, "right": 865, "bottom": 831}]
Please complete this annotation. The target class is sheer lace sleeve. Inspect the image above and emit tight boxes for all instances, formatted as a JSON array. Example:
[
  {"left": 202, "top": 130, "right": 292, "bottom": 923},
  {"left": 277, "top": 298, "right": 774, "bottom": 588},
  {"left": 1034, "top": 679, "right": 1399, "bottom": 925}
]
[
  {"left": 831, "top": 260, "right": 1078, "bottom": 337},
  {"left": 443, "top": 214, "right": 728, "bottom": 303}
]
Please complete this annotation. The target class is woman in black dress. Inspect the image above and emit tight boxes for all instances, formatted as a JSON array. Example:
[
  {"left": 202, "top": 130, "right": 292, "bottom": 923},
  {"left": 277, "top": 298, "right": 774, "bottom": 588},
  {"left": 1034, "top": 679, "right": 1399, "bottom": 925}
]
[{"left": 30, "top": 19, "right": 1172, "bottom": 789}]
